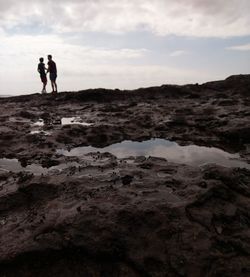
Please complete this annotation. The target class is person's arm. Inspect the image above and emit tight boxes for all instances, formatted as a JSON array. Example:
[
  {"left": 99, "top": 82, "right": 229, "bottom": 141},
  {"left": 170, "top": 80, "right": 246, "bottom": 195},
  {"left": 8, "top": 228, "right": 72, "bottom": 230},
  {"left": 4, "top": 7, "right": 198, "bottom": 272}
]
[
  {"left": 47, "top": 62, "right": 50, "bottom": 73},
  {"left": 37, "top": 64, "right": 40, "bottom": 73}
]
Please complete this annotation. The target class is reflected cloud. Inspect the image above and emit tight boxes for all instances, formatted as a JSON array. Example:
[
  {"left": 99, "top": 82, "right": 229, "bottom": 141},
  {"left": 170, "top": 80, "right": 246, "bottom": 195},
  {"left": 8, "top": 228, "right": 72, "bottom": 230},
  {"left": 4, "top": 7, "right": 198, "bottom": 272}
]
[{"left": 57, "top": 139, "right": 250, "bottom": 169}]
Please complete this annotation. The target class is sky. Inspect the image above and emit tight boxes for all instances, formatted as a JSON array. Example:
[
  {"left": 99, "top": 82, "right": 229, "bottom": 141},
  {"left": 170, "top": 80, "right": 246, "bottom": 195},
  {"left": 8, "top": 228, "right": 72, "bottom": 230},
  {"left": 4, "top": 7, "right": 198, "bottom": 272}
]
[{"left": 0, "top": 0, "right": 250, "bottom": 95}]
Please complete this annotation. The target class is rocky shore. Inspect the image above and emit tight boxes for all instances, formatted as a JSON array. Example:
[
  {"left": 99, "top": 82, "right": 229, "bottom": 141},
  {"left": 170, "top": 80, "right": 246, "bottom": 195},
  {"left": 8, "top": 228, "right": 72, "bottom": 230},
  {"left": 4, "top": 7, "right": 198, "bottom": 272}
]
[{"left": 0, "top": 75, "right": 249, "bottom": 276}]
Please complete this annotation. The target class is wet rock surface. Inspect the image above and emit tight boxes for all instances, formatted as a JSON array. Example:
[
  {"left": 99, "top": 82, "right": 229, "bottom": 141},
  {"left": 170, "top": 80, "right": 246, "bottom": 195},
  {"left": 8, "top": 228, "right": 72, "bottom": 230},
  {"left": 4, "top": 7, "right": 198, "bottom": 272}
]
[{"left": 0, "top": 75, "right": 250, "bottom": 276}]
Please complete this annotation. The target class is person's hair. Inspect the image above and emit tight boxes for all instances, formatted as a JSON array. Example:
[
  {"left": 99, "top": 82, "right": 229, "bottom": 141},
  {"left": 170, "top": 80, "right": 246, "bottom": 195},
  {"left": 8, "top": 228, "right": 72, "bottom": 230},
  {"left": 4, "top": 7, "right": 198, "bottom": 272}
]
[
  {"left": 39, "top": 57, "right": 44, "bottom": 62},
  {"left": 48, "top": 55, "right": 52, "bottom": 59}
]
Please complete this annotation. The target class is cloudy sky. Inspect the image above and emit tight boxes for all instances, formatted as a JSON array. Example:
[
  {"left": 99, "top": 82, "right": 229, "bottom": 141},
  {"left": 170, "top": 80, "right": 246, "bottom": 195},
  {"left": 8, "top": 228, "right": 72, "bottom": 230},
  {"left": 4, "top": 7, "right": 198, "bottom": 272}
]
[{"left": 0, "top": 0, "right": 250, "bottom": 95}]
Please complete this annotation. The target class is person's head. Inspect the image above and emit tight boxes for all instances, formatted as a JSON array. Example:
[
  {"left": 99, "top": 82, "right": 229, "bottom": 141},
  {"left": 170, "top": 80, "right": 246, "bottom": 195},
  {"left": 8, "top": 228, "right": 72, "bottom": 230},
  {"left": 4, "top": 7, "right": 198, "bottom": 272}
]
[
  {"left": 39, "top": 57, "right": 44, "bottom": 62},
  {"left": 48, "top": 55, "right": 52, "bottom": 61}
]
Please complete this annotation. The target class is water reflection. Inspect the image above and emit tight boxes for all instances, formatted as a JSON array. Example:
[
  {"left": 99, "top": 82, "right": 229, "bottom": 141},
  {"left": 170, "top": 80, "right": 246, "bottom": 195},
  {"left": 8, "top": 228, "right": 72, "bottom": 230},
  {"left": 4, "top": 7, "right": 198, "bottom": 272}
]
[
  {"left": 33, "top": 117, "right": 92, "bottom": 127},
  {"left": 30, "top": 130, "right": 51, "bottom": 135},
  {"left": 0, "top": 158, "right": 47, "bottom": 174},
  {"left": 0, "top": 158, "right": 80, "bottom": 174},
  {"left": 61, "top": 117, "right": 92, "bottom": 126},
  {"left": 33, "top": 119, "right": 44, "bottom": 126},
  {"left": 57, "top": 139, "right": 250, "bottom": 169}
]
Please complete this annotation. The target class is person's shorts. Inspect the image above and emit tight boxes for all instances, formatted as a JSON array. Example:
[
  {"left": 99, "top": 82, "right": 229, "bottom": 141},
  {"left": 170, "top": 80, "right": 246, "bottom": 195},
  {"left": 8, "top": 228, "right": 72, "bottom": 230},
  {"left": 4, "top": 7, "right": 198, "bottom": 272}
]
[
  {"left": 40, "top": 75, "right": 47, "bottom": 83},
  {"left": 49, "top": 73, "right": 57, "bottom": 82}
]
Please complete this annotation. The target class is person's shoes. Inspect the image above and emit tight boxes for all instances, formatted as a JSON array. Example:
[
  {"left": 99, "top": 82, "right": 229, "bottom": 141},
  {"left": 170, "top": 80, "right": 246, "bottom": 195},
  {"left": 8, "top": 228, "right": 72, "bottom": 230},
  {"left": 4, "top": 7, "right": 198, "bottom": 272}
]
[{"left": 41, "top": 89, "right": 46, "bottom": 94}]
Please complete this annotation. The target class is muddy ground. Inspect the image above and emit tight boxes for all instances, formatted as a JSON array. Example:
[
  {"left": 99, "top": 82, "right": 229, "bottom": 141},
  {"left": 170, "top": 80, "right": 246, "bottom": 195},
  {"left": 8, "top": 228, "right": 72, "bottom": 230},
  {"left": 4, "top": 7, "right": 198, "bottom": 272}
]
[{"left": 0, "top": 75, "right": 249, "bottom": 276}]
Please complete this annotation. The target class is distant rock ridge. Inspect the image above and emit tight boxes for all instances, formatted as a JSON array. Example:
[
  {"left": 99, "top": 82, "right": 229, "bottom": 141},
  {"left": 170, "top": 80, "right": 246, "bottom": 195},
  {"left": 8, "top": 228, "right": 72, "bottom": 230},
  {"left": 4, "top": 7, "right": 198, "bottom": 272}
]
[
  {"left": 0, "top": 74, "right": 249, "bottom": 104},
  {"left": 225, "top": 74, "right": 250, "bottom": 82},
  {"left": 202, "top": 74, "right": 250, "bottom": 92}
]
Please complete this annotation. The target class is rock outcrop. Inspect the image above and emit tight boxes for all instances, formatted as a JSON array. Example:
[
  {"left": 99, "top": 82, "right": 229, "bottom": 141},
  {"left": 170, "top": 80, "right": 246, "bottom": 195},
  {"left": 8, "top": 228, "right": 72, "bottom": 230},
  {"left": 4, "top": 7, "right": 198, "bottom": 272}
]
[{"left": 0, "top": 75, "right": 249, "bottom": 276}]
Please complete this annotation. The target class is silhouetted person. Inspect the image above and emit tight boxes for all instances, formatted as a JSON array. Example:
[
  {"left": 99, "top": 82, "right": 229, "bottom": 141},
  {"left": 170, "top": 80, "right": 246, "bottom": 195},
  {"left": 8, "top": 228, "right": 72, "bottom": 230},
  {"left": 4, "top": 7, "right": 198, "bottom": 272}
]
[
  {"left": 37, "top": 57, "right": 47, "bottom": 94},
  {"left": 47, "top": 55, "right": 57, "bottom": 93}
]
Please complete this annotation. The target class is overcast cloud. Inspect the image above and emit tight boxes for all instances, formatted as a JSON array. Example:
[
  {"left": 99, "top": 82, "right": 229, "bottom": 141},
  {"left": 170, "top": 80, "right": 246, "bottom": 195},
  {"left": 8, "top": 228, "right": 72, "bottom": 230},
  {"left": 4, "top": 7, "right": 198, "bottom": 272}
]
[
  {"left": 0, "top": 0, "right": 249, "bottom": 95},
  {"left": 226, "top": 43, "right": 250, "bottom": 51},
  {"left": 1, "top": 0, "right": 250, "bottom": 37}
]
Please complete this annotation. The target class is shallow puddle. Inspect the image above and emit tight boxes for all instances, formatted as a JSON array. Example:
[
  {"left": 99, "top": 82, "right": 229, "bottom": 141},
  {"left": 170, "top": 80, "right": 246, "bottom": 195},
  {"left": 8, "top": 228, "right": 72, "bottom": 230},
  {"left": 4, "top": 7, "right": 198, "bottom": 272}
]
[
  {"left": 9, "top": 117, "right": 31, "bottom": 123},
  {"left": 57, "top": 139, "right": 250, "bottom": 169},
  {"left": 33, "top": 119, "right": 44, "bottom": 126},
  {"left": 0, "top": 158, "right": 47, "bottom": 174},
  {"left": 0, "top": 158, "right": 80, "bottom": 174},
  {"left": 30, "top": 130, "right": 51, "bottom": 135},
  {"left": 61, "top": 117, "right": 93, "bottom": 126},
  {"left": 33, "top": 117, "right": 92, "bottom": 127}
]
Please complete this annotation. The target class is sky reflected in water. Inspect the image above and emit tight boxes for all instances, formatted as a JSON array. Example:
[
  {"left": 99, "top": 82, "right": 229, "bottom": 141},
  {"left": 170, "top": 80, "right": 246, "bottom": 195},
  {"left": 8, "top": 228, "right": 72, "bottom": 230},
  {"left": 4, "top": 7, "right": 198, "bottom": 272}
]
[
  {"left": 0, "top": 158, "right": 80, "bottom": 174},
  {"left": 58, "top": 139, "right": 250, "bottom": 169}
]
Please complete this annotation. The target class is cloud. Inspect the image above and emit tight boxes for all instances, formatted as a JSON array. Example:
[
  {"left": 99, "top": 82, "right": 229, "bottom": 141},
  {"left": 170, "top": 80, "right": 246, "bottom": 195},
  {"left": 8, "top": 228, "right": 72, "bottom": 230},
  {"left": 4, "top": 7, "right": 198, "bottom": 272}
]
[
  {"left": 226, "top": 43, "right": 250, "bottom": 51},
  {"left": 0, "top": 32, "right": 147, "bottom": 64},
  {"left": 0, "top": 31, "right": 216, "bottom": 95},
  {"left": 0, "top": 31, "right": 149, "bottom": 93},
  {"left": 0, "top": 1, "right": 249, "bottom": 95},
  {"left": 169, "top": 50, "right": 188, "bottom": 57},
  {"left": 0, "top": 0, "right": 250, "bottom": 37}
]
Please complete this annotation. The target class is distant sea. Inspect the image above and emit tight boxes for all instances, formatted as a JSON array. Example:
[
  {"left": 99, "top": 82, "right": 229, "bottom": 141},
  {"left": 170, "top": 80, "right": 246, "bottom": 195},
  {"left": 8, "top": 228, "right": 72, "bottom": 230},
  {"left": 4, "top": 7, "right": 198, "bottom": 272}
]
[{"left": 0, "top": 95, "right": 13, "bottom": 98}]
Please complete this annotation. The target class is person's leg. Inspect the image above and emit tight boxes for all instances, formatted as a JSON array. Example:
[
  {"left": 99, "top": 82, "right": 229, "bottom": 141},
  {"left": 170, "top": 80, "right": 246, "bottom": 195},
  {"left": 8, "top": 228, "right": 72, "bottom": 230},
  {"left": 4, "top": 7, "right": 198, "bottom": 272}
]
[
  {"left": 50, "top": 73, "right": 54, "bottom": 92},
  {"left": 50, "top": 74, "right": 58, "bottom": 93},
  {"left": 43, "top": 80, "right": 47, "bottom": 93},
  {"left": 41, "top": 77, "right": 44, "bottom": 93},
  {"left": 51, "top": 81, "right": 55, "bottom": 92},
  {"left": 54, "top": 81, "right": 57, "bottom": 93},
  {"left": 41, "top": 77, "right": 46, "bottom": 93}
]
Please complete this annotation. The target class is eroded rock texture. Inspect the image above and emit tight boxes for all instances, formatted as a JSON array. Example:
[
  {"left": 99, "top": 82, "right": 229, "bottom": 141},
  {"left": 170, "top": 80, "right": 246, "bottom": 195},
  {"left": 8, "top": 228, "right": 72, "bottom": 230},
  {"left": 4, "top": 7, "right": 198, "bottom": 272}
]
[{"left": 0, "top": 75, "right": 249, "bottom": 276}]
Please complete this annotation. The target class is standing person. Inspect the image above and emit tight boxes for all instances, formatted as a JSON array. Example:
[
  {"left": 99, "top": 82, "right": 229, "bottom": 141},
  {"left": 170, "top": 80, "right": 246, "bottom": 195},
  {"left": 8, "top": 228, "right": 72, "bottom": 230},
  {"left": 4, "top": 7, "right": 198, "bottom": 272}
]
[
  {"left": 37, "top": 57, "right": 47, "bottom": 94},
  {"left": 47, "top": 54, "right": 58, "bottom": 94}
]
